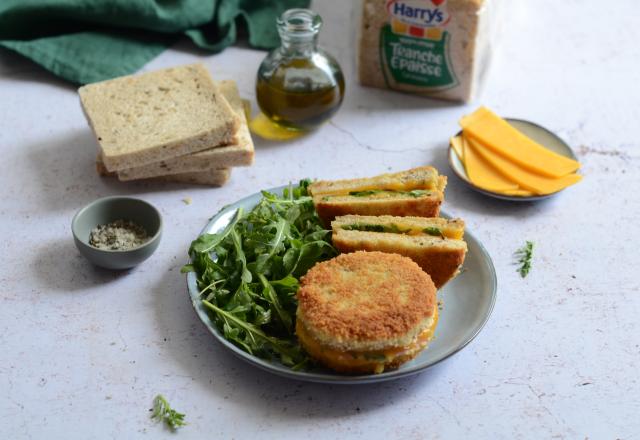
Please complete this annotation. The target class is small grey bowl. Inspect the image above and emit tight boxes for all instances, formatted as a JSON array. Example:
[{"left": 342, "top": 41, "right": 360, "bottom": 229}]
[{"left": 72, "top": 196, "right": 162, "bottom": 270}]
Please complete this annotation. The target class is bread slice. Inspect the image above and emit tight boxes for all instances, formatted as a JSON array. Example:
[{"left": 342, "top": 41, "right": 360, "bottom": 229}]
[
  {"left": 153, "top": 169, "right": 231, "bottom": 186},
  {"left": 309, "top": 167, "right": 446, "bottom": 225},
  {"left": 331, "top": 215, "right": 467, "bottom": 288},
  {"left": 79, "top": 63, "right": 240, "bottom": 172},
  {"left": 95, "top": 158, "right": 230, "bottom": 187},
  {"left": 116, "top": 80, "right": 254, "bottom": 181}
]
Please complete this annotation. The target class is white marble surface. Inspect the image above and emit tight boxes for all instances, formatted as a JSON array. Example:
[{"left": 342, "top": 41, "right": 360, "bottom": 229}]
[{"left": 1, "top": 1, "right": 639, "bottom": 438}]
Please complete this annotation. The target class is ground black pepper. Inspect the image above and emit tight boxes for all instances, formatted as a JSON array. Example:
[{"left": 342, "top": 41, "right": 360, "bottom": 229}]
[{"left": 89, "top": 219, "right": 149, "bottom": 250}]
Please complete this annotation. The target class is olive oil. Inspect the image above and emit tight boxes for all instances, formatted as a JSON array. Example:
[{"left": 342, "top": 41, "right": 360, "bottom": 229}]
[
  {"left": 255, "top": 9, "right": 344, "bottom": 133},
  {"left": 256, "top": 60, "right": 344, "bottom": 130}
]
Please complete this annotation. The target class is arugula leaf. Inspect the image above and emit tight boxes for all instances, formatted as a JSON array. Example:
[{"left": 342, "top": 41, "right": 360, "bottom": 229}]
[
  {"left": 255, "top": 218, "right": 289, "bottom": 273},
  {"left": 185, "top": 181, "right": 336, "bottom": 367},
  {"left": 190, "top": 208, "right": 243, "bottom": 254},
  {"left": 203, "top": 300, "right": 303, "bottom": 364},
  {"left": 258, "top": 273, "right": 293, "bottom": 334},
  {"left": 231, "top": 228, "right": 252, "bottom": 283}
]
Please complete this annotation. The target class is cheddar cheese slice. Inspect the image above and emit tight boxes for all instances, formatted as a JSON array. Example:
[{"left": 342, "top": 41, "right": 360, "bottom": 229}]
[
  {"left": 460, "top": 135, "right": 519, "bottom": 192},
  {"left": 460, "top": 107, "right": 580, "bottom": 178},
  {"left": 500, "top": 188, "right": 535, "bottom": 197},
  {"left": 465, "top": 136, "right": 582, "bottom": 195},
  {"left": 450, "top": 136, "right": 465, "bottom": 163}
]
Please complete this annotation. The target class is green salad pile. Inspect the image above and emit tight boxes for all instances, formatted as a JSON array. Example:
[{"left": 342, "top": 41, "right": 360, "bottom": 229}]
[{"left": 182, "top": 180, "right": 336, "bottom": 368}]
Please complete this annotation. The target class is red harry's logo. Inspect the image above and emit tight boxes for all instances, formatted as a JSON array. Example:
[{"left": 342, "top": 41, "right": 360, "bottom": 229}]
[{"left": 387, "top": 0, "right": 450, "bottom": 28}]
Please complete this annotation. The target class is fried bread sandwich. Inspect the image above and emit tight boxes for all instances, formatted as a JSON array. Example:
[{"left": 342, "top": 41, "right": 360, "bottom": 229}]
[
  {"left": 309, "top": 167, "right": 447, "bottom": 226},
  {"left": 296, "top": 251, "right": 438, "bottom": 374},
  {"left": 331, "top": 215, "right": 467, "bottom": 288}
]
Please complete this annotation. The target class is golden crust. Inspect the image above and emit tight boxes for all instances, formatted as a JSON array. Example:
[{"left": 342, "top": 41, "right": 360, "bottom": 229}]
[
  {"left": 309, "top": 166, "right": 442, "bottom": 196},
  {"left": 297, "top": 251, "right": 436, "bottom": 352},
  {"left": 314, "top": 195, "right": 443, "bottom": 227},
  {"left": 332, "top": 230, "right": 467, "bottom": 289},
  {"left": 296, "top": 308, "right": 438, "bottom": 374}
]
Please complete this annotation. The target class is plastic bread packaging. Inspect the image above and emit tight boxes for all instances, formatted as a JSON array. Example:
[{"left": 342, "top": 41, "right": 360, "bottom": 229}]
[{"left": 357, "top": 0, "right": 503, "bottom": 102}]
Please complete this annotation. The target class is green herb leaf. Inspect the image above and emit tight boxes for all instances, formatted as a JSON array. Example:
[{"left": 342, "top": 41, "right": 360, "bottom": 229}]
[
  {"left": 424, "top": 226, "right": 444, "bottom": 238},
  {"left": 386, "top": 223, "right": 411, "bottom": 234},
  {"left": 255, "top": 218, "right": 289, "bottom": 273},
  {"left": 341, "top": 223, "right": 410, "bottom": 234},
  {"left": 180, "top": 264, "right": 195, "bottom": 274},
  {"left": 203, "top": 300, "right": 303, "bottom": 364},
  {"left": 347, "top": 189, "right": 430, "bottom": 198},
  {"left": 342, "top": 223, "right": 385, "bottom": 232},
  {"left": 231, "top": 228, "right": 252, "bottom": 283},
  {"left": 515, "top": 241, "right": 534, "bottom": 278},
  {"left": 151, "top": 394, "right": 186, "bottom": 431},
  {"left": 258, "top": 273, "right": 293, "bottom": 334},
  {"left": 406, "top": 189, "right": 430, "bottom": 198},
  {"left": 189, "top": 208, "right": 243, "bottom": 254},
  {"left": 186, "top": 181, "right": 335, "bottom": 367},
  {"left": 349, "top": 190, "right": 381, "bottom": 197}
]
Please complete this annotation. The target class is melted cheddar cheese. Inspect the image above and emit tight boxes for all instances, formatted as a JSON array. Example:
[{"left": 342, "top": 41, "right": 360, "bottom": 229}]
[{"left": 296, "top": 308, "right": 439, "bottom": 374}]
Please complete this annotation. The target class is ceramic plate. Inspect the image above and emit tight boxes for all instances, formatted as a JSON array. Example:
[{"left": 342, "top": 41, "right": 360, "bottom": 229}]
[
  {"left": 187, "top": 187, "right": 497, "bottom": 384},
  {"left": 449, "top": 118, "right": 578, "bottom": 201}
]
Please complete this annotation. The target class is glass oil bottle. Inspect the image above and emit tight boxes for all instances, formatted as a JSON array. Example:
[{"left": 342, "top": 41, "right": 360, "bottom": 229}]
[{"left": 256, "top": 9, "right": 345, "bottom": 132}]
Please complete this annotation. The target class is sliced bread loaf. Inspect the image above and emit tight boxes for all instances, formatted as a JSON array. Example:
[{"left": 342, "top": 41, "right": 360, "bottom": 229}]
[
  {"left": 116, "top": 80, "right": 254, "bottom": 181},
  {"left": 79, "top": 63, "right": 239, "bottom": 172},
  {"left": 154, "top": 169, "right": 231, "bottom": 186},
  {"left": 95, "top": 157, "right": 230, "bottom": 187}
]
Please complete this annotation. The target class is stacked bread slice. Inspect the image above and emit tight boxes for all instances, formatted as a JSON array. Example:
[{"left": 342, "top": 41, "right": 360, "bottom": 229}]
[{"left": 79, "top": 64, "right": 254, "bottom": 186}]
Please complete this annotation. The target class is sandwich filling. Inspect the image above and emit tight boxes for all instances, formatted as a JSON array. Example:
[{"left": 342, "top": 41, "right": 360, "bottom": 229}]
[
  {"left": 296, "top": 307, "right": 438, "bottom": 374},
  {"left": 318, "top": 189, "right": 439, "bottom": 202},
  {"left": 339, "top": 223, "right": 462, "bottom": 239},
  {"left": 314, "top": 178, "right": 446, "bottom": 199},
  {"left": 309, "top": 167, "right": 446, "bottom": 197},
  {"left": 348, "top": 189, "right": 431, "bottom": 197},
  {"left": 333, "top": 215, "right": 465, "bottom": 240}
]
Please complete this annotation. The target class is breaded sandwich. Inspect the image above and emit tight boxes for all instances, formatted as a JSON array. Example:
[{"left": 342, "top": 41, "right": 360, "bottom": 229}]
[
  {"left": 309, "top": 167, "right": 447, "bottom": 226},
  {"left": 331, "top": 215, "right": 467, "bottom": 288},
  {"left": 296, "top": 251, "right": 438, "bottom": 374}
]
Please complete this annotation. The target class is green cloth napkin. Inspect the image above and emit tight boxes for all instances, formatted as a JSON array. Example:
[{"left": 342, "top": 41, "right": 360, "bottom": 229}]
[{"left": 0, "top": 0, "right": 309, "bottom": 84}]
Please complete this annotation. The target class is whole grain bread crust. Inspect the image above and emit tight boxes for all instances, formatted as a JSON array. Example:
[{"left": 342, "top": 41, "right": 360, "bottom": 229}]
[
  {"left": 96, "top": 157, "right": 230, "bottom": 186},
  {"left": 116, "top": 80, "right": 254, "bottom": 180},
  {"left": 79, "top": 63, "right": 240, "bottom": 171}
]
